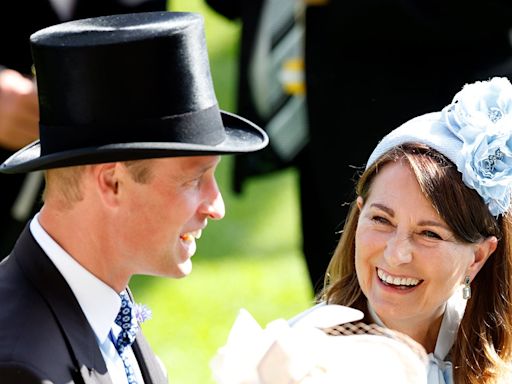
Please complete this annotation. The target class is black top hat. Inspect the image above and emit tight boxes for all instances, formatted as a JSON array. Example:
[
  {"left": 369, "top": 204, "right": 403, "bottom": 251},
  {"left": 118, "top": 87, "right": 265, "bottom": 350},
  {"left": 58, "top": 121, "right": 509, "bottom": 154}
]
[{"left": 0, "top": 11, "right": 268, "bottom": 173}]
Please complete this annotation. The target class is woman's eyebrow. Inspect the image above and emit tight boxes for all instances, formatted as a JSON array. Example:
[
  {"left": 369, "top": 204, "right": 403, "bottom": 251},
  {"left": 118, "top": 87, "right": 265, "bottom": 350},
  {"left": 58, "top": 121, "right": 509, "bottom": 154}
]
[
  {"left": 369, "top": 203, "right": 394, "bottom": 216},
  {"left": 370, "top": 203, "right": 449, "bottom": 230}
]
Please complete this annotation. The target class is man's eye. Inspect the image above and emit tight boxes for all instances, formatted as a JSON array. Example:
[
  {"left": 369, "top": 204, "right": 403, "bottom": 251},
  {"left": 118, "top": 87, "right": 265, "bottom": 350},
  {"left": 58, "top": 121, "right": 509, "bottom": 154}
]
[{"left": 185, "top": 177, "right": 201, "bottom": 187}]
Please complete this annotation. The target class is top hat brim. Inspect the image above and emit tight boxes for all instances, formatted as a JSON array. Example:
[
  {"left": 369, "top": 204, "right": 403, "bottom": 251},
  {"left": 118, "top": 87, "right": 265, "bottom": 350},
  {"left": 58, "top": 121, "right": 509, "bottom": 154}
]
[{"left": 0, "top": 111, "right": 268, "bottom": 174}]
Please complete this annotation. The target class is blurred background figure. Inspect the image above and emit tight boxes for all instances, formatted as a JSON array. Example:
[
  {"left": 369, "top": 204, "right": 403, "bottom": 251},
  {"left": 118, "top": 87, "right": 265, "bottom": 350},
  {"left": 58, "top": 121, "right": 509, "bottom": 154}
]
[
  {"left": 204, "top": 0, "right": 307, "bottom": 185},
  {"left": 0, "top": 0, "right": 169, "bottom": 259},
  {"left": 207, "top": 0, "right": 512, "bottom": 295},
  {"left": 204, "top": 0, "right": 312, "bottom": 283}
]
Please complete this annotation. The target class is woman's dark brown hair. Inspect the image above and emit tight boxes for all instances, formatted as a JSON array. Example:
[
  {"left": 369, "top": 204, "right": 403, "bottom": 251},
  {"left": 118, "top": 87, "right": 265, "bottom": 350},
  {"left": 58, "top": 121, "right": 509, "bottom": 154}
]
[{"left": 321, "top": 143, "right": 512, "bottom": 383}]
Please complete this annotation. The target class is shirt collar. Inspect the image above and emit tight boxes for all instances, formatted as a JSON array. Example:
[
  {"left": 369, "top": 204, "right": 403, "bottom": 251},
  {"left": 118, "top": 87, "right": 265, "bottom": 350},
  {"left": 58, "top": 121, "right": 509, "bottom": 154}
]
[{"left": 30, "top": 213, "right": 121, "bottom": 343}]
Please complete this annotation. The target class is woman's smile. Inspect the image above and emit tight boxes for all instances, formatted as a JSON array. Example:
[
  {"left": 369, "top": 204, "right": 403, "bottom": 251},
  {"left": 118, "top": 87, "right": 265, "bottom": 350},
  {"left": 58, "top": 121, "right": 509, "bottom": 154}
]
[{"left": 376, "top": 267, "right": 422, "bottom": 289}]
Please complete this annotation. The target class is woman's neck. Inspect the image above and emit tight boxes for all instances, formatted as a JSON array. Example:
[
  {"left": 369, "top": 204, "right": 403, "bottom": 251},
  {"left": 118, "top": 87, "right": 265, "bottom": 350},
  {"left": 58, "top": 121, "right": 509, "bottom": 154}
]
[
  {"left": 386, "top": 315, "right": 443, "bottom": 353},
  {"left": 367, "top": 302, "right": 446, "bottom": 354}
]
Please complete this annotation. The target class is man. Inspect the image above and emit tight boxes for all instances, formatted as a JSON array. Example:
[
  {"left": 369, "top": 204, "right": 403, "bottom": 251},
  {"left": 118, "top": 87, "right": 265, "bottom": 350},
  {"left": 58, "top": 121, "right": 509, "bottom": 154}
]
[{"left": 0, "top": 11, "right": 268, "bottom": 383}]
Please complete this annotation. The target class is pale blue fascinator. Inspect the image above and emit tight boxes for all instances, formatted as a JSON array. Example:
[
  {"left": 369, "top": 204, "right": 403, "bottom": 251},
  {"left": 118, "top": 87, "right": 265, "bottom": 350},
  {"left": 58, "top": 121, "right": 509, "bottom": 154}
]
[{"left": 366, "top": 77, "right": 512, "bottom": 217}]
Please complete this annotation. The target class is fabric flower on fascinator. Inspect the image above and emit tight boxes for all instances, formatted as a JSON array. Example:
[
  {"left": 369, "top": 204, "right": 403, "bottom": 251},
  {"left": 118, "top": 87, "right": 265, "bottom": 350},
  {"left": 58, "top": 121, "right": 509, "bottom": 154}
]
[{"left": 442, "top": 77, "right": 512, "bottom": 216}]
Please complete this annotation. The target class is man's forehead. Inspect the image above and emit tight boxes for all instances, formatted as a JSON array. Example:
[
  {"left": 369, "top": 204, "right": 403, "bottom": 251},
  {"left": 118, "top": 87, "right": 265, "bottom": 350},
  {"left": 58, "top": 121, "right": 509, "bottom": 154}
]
[{"left": 157, "top": 155, "right": 221, "bottom": 172}]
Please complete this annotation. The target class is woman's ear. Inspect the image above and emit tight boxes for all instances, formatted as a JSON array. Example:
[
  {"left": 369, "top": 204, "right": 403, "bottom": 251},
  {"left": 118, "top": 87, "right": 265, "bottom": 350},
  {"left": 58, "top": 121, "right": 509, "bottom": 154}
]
[
  {"left": 468, "top": 236, "right": 498, "bottom": 280},
  {"left": 356, "top": 196, "right": 364, "bottom": 211}
]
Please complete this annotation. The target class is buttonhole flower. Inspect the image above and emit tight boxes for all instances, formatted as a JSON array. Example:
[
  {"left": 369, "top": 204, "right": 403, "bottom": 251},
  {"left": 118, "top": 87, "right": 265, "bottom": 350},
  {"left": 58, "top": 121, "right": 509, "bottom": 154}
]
[{"left": 133, "top": 302, "right": 152, "bottom": 324}]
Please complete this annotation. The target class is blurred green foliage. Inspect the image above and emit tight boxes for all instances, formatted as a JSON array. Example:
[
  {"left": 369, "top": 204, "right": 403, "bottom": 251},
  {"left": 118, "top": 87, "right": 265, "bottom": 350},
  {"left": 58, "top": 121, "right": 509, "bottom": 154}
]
[{"left": 129, "top": 1, "right": 315, "bottom": 382}]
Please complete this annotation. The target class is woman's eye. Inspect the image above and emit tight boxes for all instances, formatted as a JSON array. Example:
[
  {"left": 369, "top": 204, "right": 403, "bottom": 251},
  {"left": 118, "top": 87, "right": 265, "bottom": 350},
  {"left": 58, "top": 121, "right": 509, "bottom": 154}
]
[
  {"left": 422, "top": 230, "right": 442, "bottom": 240},
  {"left": 371, "top": 215, "right": 390, "bottom": 225}
]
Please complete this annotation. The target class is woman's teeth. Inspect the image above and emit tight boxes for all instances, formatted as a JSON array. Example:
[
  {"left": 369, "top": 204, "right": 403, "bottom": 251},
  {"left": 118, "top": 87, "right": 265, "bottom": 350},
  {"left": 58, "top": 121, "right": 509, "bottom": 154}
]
[{"left": 377, "top": 268, "right": 420, "bottom": 287}]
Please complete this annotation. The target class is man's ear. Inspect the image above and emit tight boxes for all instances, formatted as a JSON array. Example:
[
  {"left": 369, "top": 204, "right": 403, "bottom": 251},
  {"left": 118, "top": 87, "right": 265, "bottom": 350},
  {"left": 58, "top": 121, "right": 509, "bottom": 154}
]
[
  {"left": 468, "top": 236, "right": 498, "bottom": 280},
  {"left": 93, "top": 163, "right": 120, "bottom": 206}
]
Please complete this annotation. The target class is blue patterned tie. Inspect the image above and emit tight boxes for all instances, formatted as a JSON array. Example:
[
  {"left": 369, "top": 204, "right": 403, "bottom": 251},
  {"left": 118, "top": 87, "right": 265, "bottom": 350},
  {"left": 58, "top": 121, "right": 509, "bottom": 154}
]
[{"left": 114, "top": 291, "right": 140, "bottom": 384}]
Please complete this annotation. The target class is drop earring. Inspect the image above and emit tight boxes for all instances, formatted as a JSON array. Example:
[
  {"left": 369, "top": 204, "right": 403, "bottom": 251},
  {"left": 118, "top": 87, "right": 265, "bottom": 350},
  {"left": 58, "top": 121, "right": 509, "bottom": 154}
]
[{"left": 462, "top": 276, "right": 471, "bottom": 300}]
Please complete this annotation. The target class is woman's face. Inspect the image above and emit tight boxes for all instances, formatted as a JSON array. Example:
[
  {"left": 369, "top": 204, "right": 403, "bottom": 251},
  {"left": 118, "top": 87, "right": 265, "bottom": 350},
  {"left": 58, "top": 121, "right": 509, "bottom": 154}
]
[{"left": 355, "top": 161, "right": 494, "bottom": 330}]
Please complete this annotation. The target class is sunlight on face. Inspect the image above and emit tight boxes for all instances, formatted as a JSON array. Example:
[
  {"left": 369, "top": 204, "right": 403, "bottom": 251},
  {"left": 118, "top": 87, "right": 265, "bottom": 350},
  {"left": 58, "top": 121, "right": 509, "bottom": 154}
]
[
  {"left": 354, "top": 162, "right": 477, "bottom": 330},
  {"left": 117, "top": 156, "right": 224, "bottom": 278}
]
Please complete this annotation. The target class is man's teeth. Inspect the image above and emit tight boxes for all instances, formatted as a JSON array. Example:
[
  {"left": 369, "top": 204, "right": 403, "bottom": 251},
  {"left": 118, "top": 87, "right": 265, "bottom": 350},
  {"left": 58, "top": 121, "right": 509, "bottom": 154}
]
[
  {"left": 181, "top": 229, "right": 202, "bottom": 242},
  {"left": 377, "top": 268, "right": 420, "bottom": 286}
]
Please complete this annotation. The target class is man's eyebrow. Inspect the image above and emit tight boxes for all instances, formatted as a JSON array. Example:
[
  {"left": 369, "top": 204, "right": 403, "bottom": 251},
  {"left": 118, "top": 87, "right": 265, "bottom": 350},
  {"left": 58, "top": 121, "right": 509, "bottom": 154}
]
[
  {"left": 198, "top": 158, "right": 220, "bottom": 173},
  {"left": 186, "top": 157, "right": 221, "bottom": 176}
]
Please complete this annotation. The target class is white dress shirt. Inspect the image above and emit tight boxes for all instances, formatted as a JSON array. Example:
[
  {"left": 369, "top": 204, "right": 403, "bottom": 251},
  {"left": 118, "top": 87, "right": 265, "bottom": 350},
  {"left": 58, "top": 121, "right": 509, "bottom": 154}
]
[{"left": 30, "top": 213, "right": 145, "bottom": 384}]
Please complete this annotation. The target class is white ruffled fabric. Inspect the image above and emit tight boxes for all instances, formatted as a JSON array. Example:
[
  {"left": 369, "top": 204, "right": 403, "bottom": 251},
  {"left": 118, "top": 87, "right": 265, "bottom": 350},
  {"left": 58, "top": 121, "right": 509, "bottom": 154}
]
[
  {"left": 210, "top": 305, "right": 428, "bottom": 384},
  {"left": 210, "top": 305, "right": 365, "bottom": 384},
  {"left": 368, "top": 290, "right": 466, "bottom": 384}
]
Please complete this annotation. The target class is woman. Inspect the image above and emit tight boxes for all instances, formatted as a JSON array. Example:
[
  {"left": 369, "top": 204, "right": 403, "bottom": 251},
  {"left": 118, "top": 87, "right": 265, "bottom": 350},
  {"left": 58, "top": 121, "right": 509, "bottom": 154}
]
[{"left": 320, "top": 77, "right": 512, "bottom": 383}]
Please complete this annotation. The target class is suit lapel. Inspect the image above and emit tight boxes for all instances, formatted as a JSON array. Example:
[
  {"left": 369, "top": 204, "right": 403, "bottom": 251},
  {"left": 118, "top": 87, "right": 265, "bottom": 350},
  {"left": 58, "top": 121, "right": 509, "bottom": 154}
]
[
  {"left": 13, "top": 225, "right": 114, "bottom": 384},
  {"left": 133, "top": 332, "right": 169, "bottom": 384},
  {"left": 124, "top": 288, "right": 168, "bottom": 384},
  {"left": 74, "top": 365, "right": 113, "bottom": 384}
]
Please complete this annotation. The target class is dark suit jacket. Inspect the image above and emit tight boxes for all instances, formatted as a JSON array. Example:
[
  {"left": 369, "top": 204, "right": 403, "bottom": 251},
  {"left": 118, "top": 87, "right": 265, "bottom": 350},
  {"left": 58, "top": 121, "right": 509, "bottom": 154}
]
[{"left": 0, "top": 224, "right": 168, "bottom": 384}]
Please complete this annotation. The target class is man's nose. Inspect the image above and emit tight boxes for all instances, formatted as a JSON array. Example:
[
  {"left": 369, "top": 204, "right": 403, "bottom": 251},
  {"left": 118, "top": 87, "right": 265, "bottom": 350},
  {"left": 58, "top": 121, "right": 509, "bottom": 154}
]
[{"left": 205, "top": 191, "right": 225, "bottom": 220}]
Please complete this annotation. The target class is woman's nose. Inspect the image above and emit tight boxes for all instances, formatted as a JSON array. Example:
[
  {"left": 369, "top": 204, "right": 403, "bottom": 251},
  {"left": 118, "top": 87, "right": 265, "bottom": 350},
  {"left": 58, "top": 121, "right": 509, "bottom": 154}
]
[{"left": 383, "top": 232, "right": 413, "bottom": 266}]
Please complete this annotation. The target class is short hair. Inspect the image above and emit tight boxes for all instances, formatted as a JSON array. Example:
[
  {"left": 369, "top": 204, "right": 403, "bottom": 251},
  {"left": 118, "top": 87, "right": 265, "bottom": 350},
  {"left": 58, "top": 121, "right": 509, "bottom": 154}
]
[
  {"left": 42, "top": 160, "right": 154, "bottom": 208},
  {"left": 42, "top": 166, "right": 86, "bottom": 209}
]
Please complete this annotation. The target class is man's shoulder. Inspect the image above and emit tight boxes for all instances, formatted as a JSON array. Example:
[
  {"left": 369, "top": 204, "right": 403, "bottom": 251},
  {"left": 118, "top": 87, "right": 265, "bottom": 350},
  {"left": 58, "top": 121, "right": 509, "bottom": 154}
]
[
  {"left": 0, "top": 286, "right": 75, "bottom": 382},
  {"left": 0, "top": 260, "right": 73, "bottom": 375},
  {"left": 0, "top": 274, "right": 62, "bottom": 350}
]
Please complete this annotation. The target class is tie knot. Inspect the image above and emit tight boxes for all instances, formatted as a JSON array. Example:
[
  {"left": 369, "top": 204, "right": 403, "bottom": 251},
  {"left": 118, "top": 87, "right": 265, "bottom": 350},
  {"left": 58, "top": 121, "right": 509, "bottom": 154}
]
[{"left": 114, "top": 291, "right": 139, "bottom": 352}]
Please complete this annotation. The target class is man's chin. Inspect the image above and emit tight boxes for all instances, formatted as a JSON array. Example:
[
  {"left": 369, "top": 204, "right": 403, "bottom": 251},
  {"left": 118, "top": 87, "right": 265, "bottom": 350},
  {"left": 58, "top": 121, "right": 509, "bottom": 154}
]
[{"left": 174, "top": 259, "right": 193, "bottom": 278}]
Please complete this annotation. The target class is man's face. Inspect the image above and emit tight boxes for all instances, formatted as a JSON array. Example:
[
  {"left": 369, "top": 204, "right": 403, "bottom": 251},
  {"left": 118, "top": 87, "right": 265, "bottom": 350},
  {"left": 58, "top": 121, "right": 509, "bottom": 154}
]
[{"left": 116, "top": 156, "right": 224, "bottom": 278}]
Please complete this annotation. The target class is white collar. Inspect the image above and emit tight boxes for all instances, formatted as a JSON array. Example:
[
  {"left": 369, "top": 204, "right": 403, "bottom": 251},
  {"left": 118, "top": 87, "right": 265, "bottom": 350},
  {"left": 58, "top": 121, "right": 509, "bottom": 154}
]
[{"left": 30, "top": 213, "right": 121, "bottom": 344}]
